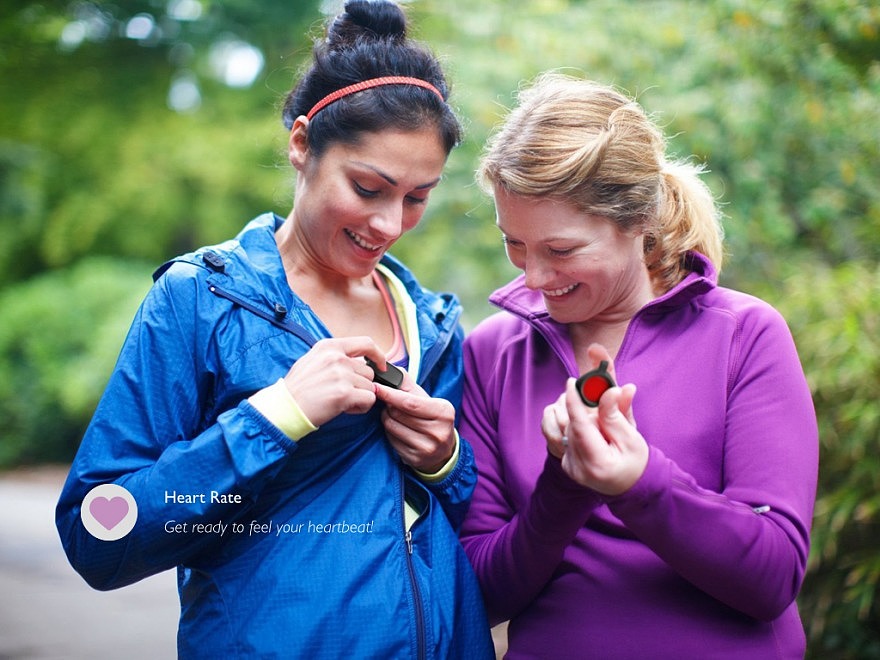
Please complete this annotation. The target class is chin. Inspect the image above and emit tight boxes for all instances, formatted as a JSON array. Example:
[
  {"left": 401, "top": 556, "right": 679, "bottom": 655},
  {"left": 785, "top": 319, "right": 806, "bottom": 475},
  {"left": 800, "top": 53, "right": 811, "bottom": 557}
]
[
  {"left": 544, "top": 299, "right": 592, "bottom": 326},
  {"left": 543, "top": 306, "right": 576, "bottom": 325}
]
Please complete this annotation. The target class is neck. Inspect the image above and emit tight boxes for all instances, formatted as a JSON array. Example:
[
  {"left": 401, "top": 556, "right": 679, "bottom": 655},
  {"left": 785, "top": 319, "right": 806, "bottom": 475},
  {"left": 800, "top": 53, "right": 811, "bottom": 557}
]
[
  {"left": 275, "top": 211, "right": 373, "bottom": 297},
  {"left": 567, "top": 281, "right": 654, "bottom": 366},
  {"left": 568, "top": 319, "right": 630, "bottom": 366}
]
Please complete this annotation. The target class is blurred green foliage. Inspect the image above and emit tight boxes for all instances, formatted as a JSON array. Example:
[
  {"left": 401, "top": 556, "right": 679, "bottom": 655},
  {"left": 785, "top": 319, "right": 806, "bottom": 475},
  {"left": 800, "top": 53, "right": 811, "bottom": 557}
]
[
  {"left": 0, "top": 257, "right": 151, "bottom": 466},
  {"left": 771, "top": 260, "right": 880, "bottom": 659},
  {"left": 1, "top": 0, "right": 878, "bottom": 654},
  {"left": 770, "top": 260, "right": 880, "bottom": 659}
]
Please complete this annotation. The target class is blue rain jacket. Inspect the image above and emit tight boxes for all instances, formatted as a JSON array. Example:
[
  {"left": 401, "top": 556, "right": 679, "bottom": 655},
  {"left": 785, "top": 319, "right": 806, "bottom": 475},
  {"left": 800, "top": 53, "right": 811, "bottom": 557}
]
[{"left": 56, "top": 213, "right": 493, "bottom": 659}]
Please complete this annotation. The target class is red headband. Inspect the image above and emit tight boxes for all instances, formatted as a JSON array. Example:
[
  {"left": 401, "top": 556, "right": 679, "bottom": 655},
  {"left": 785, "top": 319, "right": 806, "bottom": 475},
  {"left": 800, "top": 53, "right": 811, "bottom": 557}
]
[{"left": 305, "top": 76, "right": 444, "bottom": 121}]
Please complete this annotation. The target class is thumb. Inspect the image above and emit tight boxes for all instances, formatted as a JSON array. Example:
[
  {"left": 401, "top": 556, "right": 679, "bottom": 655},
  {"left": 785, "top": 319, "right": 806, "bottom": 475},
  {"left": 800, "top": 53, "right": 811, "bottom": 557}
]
[
  {"left": 596, "top": 386, "right": 637, "bottom": 444},
  {"left": 616, "top": 383, "right": 637, "bottom": 427}
]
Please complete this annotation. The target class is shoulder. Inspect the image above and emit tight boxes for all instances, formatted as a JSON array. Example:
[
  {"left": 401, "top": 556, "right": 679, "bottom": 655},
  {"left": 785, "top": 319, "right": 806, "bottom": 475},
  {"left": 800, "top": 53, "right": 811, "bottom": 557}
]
[
  {"left": 152, "top": 242, "right": 239, "bottom": 290},
  {"left": 675, "top": 252, "right": 788, "bottom": 329},
  {"left": 697, "top": 286, "right": 803, "bottom": 382},
  {"left": 152, "top": 213, "right": 279, "bottom": 288},
  {"left": 145, "top": 230, "right": 254, "bottom": 332},
  {"left": 701, "top": 285, "right": 790, "bottom": 334}
]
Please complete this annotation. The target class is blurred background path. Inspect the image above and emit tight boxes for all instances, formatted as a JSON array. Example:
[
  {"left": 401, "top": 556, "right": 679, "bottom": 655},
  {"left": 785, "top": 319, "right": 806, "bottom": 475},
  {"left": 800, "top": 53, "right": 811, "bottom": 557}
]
[{"left": 0, "top": 467, "right": 177, "bottom": 659}]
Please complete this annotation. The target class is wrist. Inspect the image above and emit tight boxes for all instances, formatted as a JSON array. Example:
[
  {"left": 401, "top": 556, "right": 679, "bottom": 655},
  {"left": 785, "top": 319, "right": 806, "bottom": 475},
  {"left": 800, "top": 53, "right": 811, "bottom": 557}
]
[
  {"left": 248, "top": 379, "right": 318, "bottom": 441},
  {"left": 414, "top": 430, "right": 460, "bottom": 482}
]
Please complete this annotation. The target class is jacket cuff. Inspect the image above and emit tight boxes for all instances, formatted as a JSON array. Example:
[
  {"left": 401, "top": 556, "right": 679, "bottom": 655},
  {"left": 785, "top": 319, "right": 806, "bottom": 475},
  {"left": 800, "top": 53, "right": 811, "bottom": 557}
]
[
  {"left": 248, "top": 379, "right": 317, "bottom": 441},
  {"left": 524, "top": 453, "right": 603, "bottom": 545}
]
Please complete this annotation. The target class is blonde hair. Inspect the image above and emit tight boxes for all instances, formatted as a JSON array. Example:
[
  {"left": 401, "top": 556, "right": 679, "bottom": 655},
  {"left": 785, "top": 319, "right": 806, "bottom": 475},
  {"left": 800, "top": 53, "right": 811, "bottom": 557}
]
[{"left": 478, "top": 73, "right": 724, "bottom": 292}]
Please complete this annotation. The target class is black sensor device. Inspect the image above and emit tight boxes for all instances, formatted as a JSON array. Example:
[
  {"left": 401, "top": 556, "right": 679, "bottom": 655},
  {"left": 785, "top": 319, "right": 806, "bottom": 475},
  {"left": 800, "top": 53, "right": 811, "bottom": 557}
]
[
  {"left": 575, "top": 360, "right": 616, "bottom": 407},
  {"left": 365, "top": 358, "right": 405, "bottom": 389}
]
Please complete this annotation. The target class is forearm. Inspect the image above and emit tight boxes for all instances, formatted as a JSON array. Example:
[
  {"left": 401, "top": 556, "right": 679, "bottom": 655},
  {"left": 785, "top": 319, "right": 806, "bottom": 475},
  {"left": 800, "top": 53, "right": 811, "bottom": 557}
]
[{"left": 609, "top": 446, "right": 811, "bottom": 620}]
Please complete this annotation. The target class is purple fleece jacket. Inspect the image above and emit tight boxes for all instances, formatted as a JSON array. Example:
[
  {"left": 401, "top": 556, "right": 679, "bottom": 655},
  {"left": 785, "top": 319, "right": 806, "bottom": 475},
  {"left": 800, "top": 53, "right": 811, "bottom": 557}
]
[{"left": 460, "top": 253, "right": 818, "bottom": 659}]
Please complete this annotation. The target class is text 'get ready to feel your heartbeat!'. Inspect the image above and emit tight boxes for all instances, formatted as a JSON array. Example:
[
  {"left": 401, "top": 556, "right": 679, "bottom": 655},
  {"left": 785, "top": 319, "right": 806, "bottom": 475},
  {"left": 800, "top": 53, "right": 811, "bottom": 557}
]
[{"left": 80, "top": 484, "right": 375, "bottom": 541}]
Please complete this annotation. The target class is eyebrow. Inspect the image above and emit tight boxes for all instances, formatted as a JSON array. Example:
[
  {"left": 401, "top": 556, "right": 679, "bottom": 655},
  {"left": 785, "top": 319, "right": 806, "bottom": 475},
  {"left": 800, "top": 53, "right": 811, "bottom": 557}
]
[
  {"left": 496, "top": 220, "right": 577, "bottom": 244},
  {"left": 354, "top": 161, "right": 441, "bottom": 190}
]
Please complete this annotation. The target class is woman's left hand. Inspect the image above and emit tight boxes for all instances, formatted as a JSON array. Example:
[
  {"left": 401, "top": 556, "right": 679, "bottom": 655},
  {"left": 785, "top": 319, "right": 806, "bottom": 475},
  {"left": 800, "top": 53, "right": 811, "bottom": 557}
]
[
  {"left": 542, "top": 346, "right": 649, "bottom": 496},
  {"left": 374, "top": 371, "right": 456, "bottom": 474}
]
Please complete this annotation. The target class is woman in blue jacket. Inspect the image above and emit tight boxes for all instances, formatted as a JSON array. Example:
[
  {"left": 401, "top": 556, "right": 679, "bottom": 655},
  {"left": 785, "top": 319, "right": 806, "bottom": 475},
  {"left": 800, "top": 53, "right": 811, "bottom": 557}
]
[{"left": 55, "top": 2, "right": 492, "bottom": 657}]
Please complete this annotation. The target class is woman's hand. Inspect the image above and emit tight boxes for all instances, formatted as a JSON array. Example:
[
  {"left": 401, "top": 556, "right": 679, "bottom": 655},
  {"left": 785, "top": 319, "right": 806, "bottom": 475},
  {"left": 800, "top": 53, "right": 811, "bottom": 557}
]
[
  {"left": 375, "top": 372, "right": 457, "bottom": 474},
  {"left": 280, "top": 338, "right": 455, "bottom": 472},
  {"left": 541, "top": 344, "right": 648, "bottom": 496},
  {"left": 280, "top": 337, "right": 384, "bottom": 427}
]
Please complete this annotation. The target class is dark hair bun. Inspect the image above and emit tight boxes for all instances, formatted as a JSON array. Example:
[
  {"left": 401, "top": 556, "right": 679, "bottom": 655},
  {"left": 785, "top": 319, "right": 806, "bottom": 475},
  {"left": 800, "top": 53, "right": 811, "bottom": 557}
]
[
  {"left": 328, "top": 1, "right": 407, "bottom": 49},
  {"left": 282, "top": 0, "right": 461, "bottom": 154}
]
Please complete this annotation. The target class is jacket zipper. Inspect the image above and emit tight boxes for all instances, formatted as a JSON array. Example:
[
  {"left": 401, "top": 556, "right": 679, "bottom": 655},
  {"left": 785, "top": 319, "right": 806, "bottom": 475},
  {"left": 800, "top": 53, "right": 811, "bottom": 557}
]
[
  {"left": 400, "top": 471, "right": 427, "bottom": 660},
  {"left": 207, "top": 284, "right": 317, "bottom": 348}
]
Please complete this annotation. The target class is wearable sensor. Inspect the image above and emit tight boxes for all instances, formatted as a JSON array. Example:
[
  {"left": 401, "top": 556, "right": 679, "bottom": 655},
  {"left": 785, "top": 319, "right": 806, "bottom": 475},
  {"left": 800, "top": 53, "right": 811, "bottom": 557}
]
[
  {"left": 575, "top": 360, "right": 616, "bottom": 407},
  {"left": 365, "top": 358, "right": 405, "bottom": 389}
]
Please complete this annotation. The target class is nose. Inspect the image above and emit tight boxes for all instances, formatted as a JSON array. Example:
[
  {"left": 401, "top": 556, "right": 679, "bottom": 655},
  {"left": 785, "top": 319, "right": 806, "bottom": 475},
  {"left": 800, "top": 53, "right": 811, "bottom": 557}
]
[
  {"left": 523, "top": 259, "right": 555, "bottom": 289},
  {"left": 369, "top": 202, "right": 405, "bottom": 240},
  {"left": 523, "top": 254, "right": 555, "bottom": 291}
]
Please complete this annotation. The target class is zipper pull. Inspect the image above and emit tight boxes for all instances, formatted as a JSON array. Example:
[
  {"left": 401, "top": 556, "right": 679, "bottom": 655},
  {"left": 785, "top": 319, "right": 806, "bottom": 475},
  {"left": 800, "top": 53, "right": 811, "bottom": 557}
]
[{"left": 405, "top": 529, "right": 413, "bottom": 554}]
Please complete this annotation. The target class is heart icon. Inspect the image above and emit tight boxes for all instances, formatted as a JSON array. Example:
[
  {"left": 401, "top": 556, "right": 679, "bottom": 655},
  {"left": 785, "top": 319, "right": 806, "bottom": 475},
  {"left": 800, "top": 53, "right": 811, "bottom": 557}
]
[{"left": 89, "top": 496, "right": 129, "bottom": 530}]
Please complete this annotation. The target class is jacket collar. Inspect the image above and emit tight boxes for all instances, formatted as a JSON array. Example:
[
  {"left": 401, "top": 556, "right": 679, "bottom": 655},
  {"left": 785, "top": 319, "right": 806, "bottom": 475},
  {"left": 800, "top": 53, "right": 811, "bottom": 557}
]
[{"left": 154, "top": 213, "right": 462, "bottom": 376}]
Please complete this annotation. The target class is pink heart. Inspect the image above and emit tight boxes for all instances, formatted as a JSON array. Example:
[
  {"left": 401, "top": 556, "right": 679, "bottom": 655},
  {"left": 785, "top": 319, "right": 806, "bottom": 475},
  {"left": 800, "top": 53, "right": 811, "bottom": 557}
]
[{"left": 90, "top": 496, "right": 129, "bottom": 530}]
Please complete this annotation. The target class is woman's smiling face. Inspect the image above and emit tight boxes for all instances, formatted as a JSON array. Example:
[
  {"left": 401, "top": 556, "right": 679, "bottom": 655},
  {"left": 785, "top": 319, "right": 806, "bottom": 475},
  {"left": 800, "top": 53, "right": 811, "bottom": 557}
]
[
  {"left": 493, "top": 186, "right": 652, "bottom": 325},
  {"left": 288, "top": 123, "right": 448, "bottom": 278}
]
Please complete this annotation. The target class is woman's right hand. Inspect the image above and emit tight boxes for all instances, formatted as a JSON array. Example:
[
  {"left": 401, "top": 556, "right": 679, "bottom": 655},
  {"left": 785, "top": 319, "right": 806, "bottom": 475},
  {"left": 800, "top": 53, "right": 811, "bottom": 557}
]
[{"left": 281, "top": 337, "right": 386, "bottom": 427}]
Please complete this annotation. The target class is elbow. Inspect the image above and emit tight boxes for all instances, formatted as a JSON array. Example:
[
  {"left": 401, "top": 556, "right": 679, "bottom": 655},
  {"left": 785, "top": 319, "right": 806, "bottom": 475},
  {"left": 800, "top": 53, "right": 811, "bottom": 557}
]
[
  {"left": 79, "top": 568, "right": 123, "bottom": 593},
  {"left": 742, "top": 594, "right": 798, "bottom": 623},
  {"left": 726, "top": 520, "right": 811, "bottom": 622},
  {"left": 483, "top": 597, "right": 524, "bottom": 629},
  {"left": 62, "top": 540, "right": 126, "bottom": 592},
  {"left": 57, "top": 518, "right": 131, "bottom": 592},
  {"left": 758, "top": 574, "right": 806, "bottom": 622},
  {"left": 461, "top": 535, "right": 528, "bottom": 626},
  {"left": 729, "top": 564, "right": 806, "bottom": 622},
  {"left": 68, "top": 548, "right": 150, "bottom": 592}
]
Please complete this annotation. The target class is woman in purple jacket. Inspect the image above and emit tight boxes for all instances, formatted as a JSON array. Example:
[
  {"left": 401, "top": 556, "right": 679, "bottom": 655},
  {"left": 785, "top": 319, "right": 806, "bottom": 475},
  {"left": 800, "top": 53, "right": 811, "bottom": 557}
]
[{"left": 460, "top": 73, "right": 818, "bottom": 659}]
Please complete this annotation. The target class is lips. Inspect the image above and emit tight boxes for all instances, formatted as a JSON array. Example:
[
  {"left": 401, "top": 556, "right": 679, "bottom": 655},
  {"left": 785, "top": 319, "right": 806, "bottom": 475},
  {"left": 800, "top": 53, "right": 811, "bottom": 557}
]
[
  {"left": 542, "top": 283, "right": 579, "bottom": 297},
  {"left": 344, "top": 228, "right": 382, "bottom": 252}
]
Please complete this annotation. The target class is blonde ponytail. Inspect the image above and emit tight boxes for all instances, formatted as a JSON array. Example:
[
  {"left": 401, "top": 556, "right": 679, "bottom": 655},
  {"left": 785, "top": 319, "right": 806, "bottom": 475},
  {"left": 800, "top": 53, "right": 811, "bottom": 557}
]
[{"left": 645, "top": 161, "right": 725, "bottom": 292}]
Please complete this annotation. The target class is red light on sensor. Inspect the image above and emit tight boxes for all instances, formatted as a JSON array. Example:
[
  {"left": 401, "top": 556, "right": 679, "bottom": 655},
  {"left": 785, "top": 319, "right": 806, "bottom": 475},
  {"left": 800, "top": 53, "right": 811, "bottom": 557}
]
[{"left": 575, "top": 360, "right": 616, "bottom": 407}]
